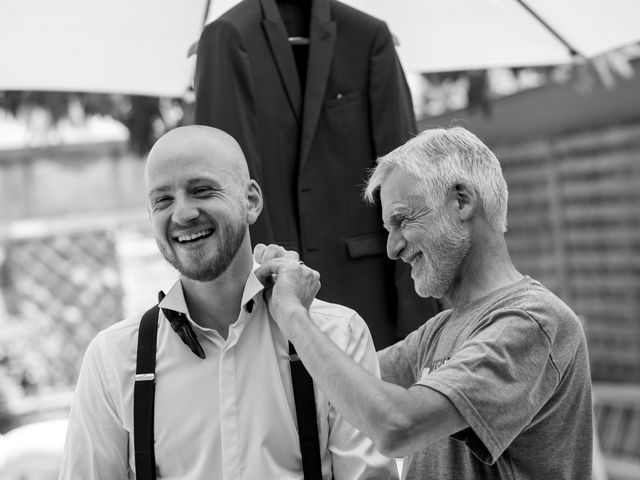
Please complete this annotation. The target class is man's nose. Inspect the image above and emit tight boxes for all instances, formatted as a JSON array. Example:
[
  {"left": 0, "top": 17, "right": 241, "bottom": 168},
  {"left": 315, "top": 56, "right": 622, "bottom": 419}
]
[
  {"left": 172, "top": 197, "right": 199, "bottom": 225},
  {"left": 386, "top": 228, "right": 406, "bottom": 260}
]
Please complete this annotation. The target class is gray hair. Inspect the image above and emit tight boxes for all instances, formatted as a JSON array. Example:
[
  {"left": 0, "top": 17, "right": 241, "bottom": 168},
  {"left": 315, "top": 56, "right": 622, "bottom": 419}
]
[{"left": 365, "top": 126, "right": 508, "bottom": 233}]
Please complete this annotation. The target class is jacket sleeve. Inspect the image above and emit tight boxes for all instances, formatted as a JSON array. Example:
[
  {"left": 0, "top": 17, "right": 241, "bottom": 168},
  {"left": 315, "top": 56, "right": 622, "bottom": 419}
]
[
  {"left": 58, "top": 335, "right": 129, "bottom": 480},
  {"left": 368, "top": 21, "right": 441, "bottom": 338},
  {"left": 194, "top": 20, "right": 274, "bottom": 243}
]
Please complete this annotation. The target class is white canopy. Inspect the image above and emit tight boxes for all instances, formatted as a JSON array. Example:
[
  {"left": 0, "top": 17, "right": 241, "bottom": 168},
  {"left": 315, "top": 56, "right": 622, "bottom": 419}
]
[
  {"left": 0, "top": 0, "right": 639, "bottom": 97},
  {"left": 0, "top": 0, "right": 207, "bottom": 97}
]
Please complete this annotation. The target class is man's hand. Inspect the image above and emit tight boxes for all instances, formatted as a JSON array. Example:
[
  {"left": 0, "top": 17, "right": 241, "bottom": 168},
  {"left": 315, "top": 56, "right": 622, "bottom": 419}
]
[
  {"left": 253, "top": 243, "right": 299, "bottom": 264},
  {"left": 254, "top": 259, "right": 321, "bottom": 337}
]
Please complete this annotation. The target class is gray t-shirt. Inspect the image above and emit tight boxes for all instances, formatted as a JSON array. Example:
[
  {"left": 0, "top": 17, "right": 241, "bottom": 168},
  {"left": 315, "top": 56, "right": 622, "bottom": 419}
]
[{"left": 380, "top": 276, "right": 592, "bottom": 479}]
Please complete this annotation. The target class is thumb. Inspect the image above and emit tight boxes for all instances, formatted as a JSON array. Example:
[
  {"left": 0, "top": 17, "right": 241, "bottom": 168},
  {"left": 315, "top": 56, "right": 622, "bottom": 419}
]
[
  {"left": 253, "top": 243, "right": 267, "bottom": 263},
  {"left": 254, "top": 262, "right": 279, "bottom": 286}
]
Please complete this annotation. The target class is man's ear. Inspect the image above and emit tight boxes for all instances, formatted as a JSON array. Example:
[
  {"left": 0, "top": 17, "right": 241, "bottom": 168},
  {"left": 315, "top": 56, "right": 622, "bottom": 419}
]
[
  {"left": 452, "top": 182, "right": 476, "bottom": 222},
  {"left": 246, "top": 180, "right": 263, "bottom": 225}
]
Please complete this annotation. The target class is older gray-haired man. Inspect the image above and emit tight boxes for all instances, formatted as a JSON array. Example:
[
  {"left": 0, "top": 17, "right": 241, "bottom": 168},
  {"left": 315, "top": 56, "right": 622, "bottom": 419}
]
[{"left": 256, "top": 126, "right": 593, "bottom": 479}]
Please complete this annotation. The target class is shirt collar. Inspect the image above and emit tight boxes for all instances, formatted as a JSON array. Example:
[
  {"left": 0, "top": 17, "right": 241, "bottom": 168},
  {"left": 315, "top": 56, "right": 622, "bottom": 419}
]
[{"left": 158, "top": 262, "right": 266, "bottom": 317}]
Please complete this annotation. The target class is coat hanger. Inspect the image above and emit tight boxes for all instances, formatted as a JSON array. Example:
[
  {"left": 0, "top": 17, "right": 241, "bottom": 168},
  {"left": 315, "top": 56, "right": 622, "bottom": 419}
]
[{"left": 288, "top": 36, "right": 309, "bottom": 45}]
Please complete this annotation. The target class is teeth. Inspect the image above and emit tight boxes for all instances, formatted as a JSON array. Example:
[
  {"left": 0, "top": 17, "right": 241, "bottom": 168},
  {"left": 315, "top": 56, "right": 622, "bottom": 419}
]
[
  {"left": 405, "top": 253, "right": 421, "bottom": 264},
  {"left": 177, "top": 230, "right": 212, "bottom": 243}
]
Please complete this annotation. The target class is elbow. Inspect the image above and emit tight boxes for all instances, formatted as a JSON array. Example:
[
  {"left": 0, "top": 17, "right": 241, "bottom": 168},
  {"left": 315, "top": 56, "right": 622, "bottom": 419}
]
[
  {"left": 375, "top": 437, "right": 404, "bottom": 459},
  {"left": 373, "top": 414, "right": 414, "bottom": 458}
]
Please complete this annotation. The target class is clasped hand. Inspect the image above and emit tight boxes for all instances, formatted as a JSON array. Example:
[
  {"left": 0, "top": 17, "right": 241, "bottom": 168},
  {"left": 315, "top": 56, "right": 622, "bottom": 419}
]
[{"left": 253, "top": 244, "right": 321, "bottom": 334}]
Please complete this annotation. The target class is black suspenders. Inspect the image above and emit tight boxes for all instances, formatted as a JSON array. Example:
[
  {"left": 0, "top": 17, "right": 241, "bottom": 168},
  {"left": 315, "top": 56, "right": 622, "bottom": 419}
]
[
  {"left": 288, "top": 342, "right": 323, "bottom": 480},
  {"left": 134, "top": 304, "right": 323, "bottom": 480},
  {"left": 134, "top": 305, "right": 159, "bottom": 480}
]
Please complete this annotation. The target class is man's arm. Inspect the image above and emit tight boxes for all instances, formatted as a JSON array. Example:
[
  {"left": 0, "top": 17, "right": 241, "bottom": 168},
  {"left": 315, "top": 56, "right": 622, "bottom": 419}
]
[
  {"left": 59, "top": 335, "right": 129, "bottom": 479},
  {"left": 255, "top": 261, "right": 467, "bottom": 458},
  {"left": 322, "top": 311, "right": 399, "bottom": 479}
]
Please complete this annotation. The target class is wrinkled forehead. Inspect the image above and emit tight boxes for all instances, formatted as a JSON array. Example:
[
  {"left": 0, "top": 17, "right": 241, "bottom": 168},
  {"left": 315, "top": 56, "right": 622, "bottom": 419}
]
[{"left": 379, "top": 168, "right": 423, "bottom": 211}]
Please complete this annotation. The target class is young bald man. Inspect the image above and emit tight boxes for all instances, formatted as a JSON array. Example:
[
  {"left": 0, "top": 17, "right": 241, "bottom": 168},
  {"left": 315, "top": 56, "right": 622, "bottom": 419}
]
[{"left": 59, "top": 126, "right": 397, "bottom": 479}]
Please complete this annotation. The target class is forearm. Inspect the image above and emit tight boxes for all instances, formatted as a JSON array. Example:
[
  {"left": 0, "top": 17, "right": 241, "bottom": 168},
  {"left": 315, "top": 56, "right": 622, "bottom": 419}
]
[
  {"left": 255, "top": 259, "right": 465, "bottom": 455},
  {"left": 285, "top": 307, "right": 459, "bottom": 457}
]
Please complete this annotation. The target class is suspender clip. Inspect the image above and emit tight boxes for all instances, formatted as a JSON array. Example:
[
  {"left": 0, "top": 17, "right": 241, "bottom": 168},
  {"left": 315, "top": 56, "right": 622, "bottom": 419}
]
[{"left": 135, "top": 373, "right": 155, "bottom": 382}]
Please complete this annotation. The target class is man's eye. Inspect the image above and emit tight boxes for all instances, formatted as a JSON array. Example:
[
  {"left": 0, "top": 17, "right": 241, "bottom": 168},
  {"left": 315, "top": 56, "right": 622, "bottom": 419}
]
[
  {"left": 153, "top": 197, "right": 171, "bottom": 207},
  {"left": 193, "top": 186, "right": 212, "bottom": 196}
]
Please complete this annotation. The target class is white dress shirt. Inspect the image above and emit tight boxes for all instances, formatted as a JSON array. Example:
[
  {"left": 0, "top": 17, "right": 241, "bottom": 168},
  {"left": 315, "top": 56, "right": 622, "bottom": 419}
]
[{"left": 59, "top": 267, "right": 397, "bottom": 479}]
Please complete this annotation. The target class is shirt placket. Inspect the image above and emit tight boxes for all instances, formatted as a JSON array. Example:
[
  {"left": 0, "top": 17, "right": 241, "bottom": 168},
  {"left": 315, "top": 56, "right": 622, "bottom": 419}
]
[{"left": 219, "top": 343, "right": 242, "bottom": 479}]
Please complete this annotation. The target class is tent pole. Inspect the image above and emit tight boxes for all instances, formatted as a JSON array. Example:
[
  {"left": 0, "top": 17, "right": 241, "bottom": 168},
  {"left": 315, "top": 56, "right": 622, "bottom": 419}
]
[
  {"left": 202, "top": 0, "right": 212, "bottom": 27},
  {"left": 516, "top": 0, "right": 583, "bottom": 59}
]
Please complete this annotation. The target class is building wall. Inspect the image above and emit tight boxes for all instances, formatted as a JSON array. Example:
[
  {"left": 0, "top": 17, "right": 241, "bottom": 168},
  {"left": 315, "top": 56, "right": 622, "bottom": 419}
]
[
  {"left": 421, "top": 72, "right": 640, "bottom": 383},
  {"left": 0, "top": 140, "right": 146, "bottom": 222},
  {"left": 496, "top": 122, "right": 640, "bottom": 383},
  {"left": 0, "top": 141, "right": 155, "bottom": 391}
]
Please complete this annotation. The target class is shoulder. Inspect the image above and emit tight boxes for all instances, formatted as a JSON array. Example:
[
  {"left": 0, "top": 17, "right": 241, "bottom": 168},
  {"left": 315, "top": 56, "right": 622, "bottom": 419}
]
[
  {"left": 86, "top": 312, "right": 146, "bottom": 364},
  {"left": 475, "top": 278, "right": 586, "bottom": 370},
  {"left": 331, "top": 0, "right": 384, "bottom": 28},
  {"left": 506, "top": 278, "right": 584, "bottom": 340},
  {"left": 308, "top": 299, "right": 369, "bottom": 351},
  {"left": 331, "top": 1, "right": 393, "bottom": 45},
  {"left": 309, "top": 298, "right": 359, "bottom": 329},
  {"left": 203, "top": 1, "right": 260, "bottom": 36}
]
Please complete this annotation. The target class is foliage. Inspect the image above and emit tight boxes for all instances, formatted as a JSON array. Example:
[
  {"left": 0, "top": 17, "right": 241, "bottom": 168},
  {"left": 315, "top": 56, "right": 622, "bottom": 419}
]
[
  {"left": 416, "top": 46, "right": 639, "bottom": 119},
  {"left": 0, "top": 92, "right": 193, "bottom": 155},
  {"left": 0, "top": 46, "right": 637, "bottom": 153},
  {"left": 0, "top": 314, "right": 44, "bottom": 396}
]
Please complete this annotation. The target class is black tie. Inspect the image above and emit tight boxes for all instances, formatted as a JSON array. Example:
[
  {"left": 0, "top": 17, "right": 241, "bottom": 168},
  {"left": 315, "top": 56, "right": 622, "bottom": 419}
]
[{"left": 158, "top": 291, "right": 206, "bottom": 359}]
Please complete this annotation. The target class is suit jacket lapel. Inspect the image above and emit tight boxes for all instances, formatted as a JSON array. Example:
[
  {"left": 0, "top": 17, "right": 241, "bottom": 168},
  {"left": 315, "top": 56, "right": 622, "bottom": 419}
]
[
  {"left": 260, "top": 0, "right": 302, "bottom": 121},
  {"left": 299, "top": 0, "right": 336, "bottom": 170}
]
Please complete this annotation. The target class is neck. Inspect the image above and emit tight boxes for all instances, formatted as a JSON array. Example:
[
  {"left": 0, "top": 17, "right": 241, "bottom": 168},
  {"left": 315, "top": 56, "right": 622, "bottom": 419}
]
[
  {"left": 444, "top": 231, "right": 523, "bottom": 308},
  {"left": 180, "top": 243, "right": 254, "bottom": 338}
]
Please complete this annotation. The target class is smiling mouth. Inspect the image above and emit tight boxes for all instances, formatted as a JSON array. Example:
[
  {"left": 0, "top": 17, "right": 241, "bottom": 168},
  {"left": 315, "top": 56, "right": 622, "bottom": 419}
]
[
  {"left": 404, "top": 252, "right": 423, "bottom": 265},
  {"left": 175, "top": 229, "right": 213, "bottom": 244}
]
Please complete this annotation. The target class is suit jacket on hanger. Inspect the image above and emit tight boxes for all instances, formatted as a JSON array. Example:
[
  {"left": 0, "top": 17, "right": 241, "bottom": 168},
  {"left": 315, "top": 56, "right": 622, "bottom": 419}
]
[{"left": 194, "top": 0, "right": 439, "bottom": 348}]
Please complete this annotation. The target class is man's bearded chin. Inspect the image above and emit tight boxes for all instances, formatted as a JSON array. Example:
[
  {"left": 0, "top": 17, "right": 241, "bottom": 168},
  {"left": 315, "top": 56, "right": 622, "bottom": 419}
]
[
  {"left": 412, "top": 217, "right": 470, "bottom": 299},
  {"left": 160, "top": 223, "right": 247, "bottom": 282}
]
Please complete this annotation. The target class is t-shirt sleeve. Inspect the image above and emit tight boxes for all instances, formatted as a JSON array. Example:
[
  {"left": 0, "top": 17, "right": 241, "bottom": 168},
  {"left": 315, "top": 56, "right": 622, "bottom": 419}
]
[
  {"left": 416, "top": 310, "right": 560, "bottom": 464},
  {"left": 378, "top": 324, "right": 427, "bottom": 388}
]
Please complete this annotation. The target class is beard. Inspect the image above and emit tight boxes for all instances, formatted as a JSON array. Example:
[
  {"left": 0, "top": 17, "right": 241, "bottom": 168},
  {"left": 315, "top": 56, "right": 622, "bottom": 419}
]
[
  {"left": 409, "top": 211, "right": 471, "bottom": 299},
  {"left": 158, "top": 218, "right": 247, "bottom": 282}
]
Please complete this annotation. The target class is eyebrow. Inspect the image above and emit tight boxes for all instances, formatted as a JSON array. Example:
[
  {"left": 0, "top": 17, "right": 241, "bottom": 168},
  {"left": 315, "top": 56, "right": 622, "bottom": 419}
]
[
  {"left": 148, "top": 177, "right": 223, "bottom": 197},
  {"left": 187, "top": 176, "right": 221, "bottom": 186},
  {"left": 148, "top": 185, "right": 171, "bottom": 197}
]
